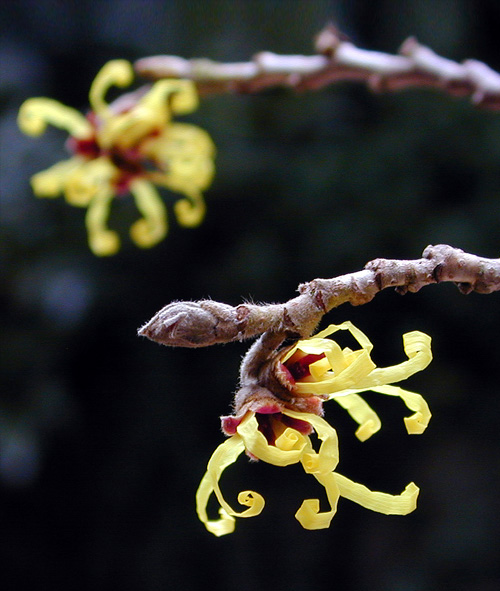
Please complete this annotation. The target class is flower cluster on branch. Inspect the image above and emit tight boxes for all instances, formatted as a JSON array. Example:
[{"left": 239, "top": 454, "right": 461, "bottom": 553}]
[
  {"left": 18, "top": 60, "right": 215, "bottom": 255},
  {"left": 196, "top": 322, "right": 432, "bottom": 536},
  {"left": 140, "top": 244, "right": 499, "bottom": 535}
]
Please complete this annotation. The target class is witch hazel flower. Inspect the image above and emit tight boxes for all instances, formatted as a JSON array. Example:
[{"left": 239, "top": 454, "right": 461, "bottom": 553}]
[
  {"left": 18, "top": 60, "right": 215, "bottom": 255},
  {"left": 196, "top": 321, "right": 432, "bottom": 536}
]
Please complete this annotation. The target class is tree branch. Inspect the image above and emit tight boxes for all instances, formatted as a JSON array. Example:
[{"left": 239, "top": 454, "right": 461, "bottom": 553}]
[
  {"left": 134, "top": 25, "right": 500, "bottom": 109},
  {"left": 138, "top": 244, "right": 500, "bottom": 348}
]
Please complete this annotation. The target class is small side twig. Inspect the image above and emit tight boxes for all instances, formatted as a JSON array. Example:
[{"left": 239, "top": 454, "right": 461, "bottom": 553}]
[
  {"left": 134, "top": 25, "right": 500, "bottom": 109},
  {"left": 138, "top": 244, "right": 500, "bottom": 348}
]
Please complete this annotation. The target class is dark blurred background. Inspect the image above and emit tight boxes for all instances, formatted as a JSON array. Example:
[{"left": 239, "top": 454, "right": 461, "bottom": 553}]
[{"left": 1, "top": 1, "right": 500, "bottom": 590}]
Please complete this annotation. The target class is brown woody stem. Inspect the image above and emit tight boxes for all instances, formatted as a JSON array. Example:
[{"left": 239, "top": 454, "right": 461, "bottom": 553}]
[
  {"left": 138, "top": 244, "right": 500, "bottom": 348},
  {"left": 134, "top": 25, "right": 500, "bottom": 109}
]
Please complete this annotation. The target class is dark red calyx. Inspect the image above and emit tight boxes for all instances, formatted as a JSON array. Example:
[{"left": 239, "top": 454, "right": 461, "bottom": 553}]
[
  {"left": 285, "top": 352, "right": 325, "bottom": 382},
  {"left": 67, "top": 136, "right": 101, "bottom": 159}
]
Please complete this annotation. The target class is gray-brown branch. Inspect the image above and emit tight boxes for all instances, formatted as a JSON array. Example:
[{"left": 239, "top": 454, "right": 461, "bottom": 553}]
[
  {"left": 134, "top": 26, "right": 500, "bottom": 109},
  {"left": 138, "top": 244, "right": 500, "bottom": 348}
]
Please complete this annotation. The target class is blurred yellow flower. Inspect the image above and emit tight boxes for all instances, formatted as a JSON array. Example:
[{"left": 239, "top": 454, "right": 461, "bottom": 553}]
[
  {"left": 18, "top": 60, "right": 215, "bottom": 255},
  {"left": 197, "top": 322, "right": 432, "bottom": 536}
]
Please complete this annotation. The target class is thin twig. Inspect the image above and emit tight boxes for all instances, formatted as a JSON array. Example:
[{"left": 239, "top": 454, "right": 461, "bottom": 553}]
[
  {"left": 138, "top": 244, "right": 500, "bottom": 348},
  {"left": 134, "top": 25, "right": 500, "bottom": 109}
]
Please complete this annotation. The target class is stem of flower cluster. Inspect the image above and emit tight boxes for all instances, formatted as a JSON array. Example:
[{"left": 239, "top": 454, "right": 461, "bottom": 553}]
[
  {"left": 138, "top": 244, "right": 500, "bottom": 348},
  {"left": 134, "top": 25, "right": 500, "bottom": 109}
]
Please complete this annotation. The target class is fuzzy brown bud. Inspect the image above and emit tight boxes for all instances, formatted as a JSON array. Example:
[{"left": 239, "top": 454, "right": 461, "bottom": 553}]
[{"left": 138, "top": 300, "right": 245, "bottom": 347}]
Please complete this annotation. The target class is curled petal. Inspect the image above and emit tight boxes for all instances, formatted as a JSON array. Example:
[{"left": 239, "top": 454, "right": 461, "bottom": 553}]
[
  {"left": 354, "top": 331, "right": 432, "bottom": 390},
  {"left": 64, "top": 157, "right": 116, "bottom": 206},
  {"left": 294, "top": 347, "right": 375, "bottom": 396},
  {"left": 97, "top": 81, "right": 169, "bottom": 149},
  {"left": 88, "top": 59, "right": 133, "bottom": 119},
  {"left": 97, "top": 80, "right": 200, "bottom": 149},
  {"left": 150, "top": 122, "right": 215, "bottom": 158},
  {"left": 174, "top": 192, "right": 206, "bottom": 227},
  {"left": 85, "top": 188, "right": 120, "bottom": 256},
  {"left": 334, "top": 473, "right": 419, "bottom": 515},
  {"left": 237, "top": 413, "right": 308, "bottom": 466},
  {"left": 140, "top": 79, "right": 198, "bottom": 119},
  {"left": 333, "top": 393, "right": 382, "bottom": 441},
  {"left": 283, "top": 410, "right": 339, "bottom": 474},
  {"left": 97, "top": 110, "right": 156, "bottom": 150},
  {"left": 313, "top": 320, "right": 375, "bottom": 350},
  {"left": 196, "top": 434, "right": 265, "bottom": 536},
  {"left": 146, "top": 123, "right": 216, "bottom": 190},
  {"left": 236, "top": 490, "right": 265, "bottom": 514},
  {"left": 274, "top": 427, "right": 304, "bottom": 451},
  {"left": 129, "top": 179, "right": 168, "bottom": 248},
  {"left": 370, "top": 385, "right": 432, "bottom": 434},
  {"left": 282, "top": 321, "right": 376, "bottom": 396},
  {"left": 161, "top": 79, "right": 199, "bottom": 114},
  {"left": 283, "top": 323, "right": 432, "bottom": 399},
  {"left": 147, "top": 123, "right": 214, "bottom": 227},
  {"left": 295, "top": 471, "right": 340, "bottom": 530},
  {"left": 18, "top": 98, "right": 92, "bottom": 138},
  {"left": 30, "top": 157, "right": 84, "bottom": 198},
  {"left": 206, "top": 436, "right": 265, "bottom": 522}
]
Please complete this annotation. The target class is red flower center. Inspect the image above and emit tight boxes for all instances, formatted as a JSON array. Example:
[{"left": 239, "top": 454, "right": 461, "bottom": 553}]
[
  {"left": 66, "top": 112, "right": 161, "bottom": 194},
  {"left": 68, "top": 136, "right": 101, "bottom": 159},
  {"left": 280, "top": 352, "right": 325, "bottom": 385},
  {"left": 256, "top": 412, "right": 313, "bottom": 445}
]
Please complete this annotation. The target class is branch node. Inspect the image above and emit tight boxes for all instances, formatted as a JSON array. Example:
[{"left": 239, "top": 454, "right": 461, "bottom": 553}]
[
  {"left": 374, "top": 270, "right": 384, "bottom": 292},
  {"left": 457, "top": 282, "right": 474, "bottom": 295},
  {"left": 432, "top": 262, "right": 444, "bottom": 283},
  {"left": 314, "top": 24, "right": 344, "bottom": 56}
]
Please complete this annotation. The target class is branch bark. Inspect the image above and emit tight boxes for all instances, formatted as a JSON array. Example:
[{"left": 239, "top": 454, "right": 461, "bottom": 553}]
[
  {"left": 138, "top": 244, "right": 500, "bottom": 348},
  {"left": 134, "top": 25, "right": 500, "bottom": 109}
]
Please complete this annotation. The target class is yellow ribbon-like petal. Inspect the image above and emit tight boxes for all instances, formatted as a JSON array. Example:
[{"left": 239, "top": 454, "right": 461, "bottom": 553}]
[
  {"left": 282, "top": 323, "right": 432, "bottom": 400},
  {"left": 295, "top": 471, "right": 341, "bottom": 530},
  {"left": 162, "top": 79, "right": 199, "bottom": 115},
  {"left": 333, "top": 473, "right": 419, "bottom": 515},
  {"left": 145, "top": 123, "right": 215, "bottom": 228},
  {"left": 173, "top": 191, "right": 206, "bottom": 228},
  {"left": 146, "top": 123, "right": 215, "bottom": 189},
  {"left": 206, "top": 435, "right": 265, "bottom": 521},
  {"left": 196, "top": 435, "right": 243, "bottom": 537},
  {"left": 294, "top": 349, "right": 375, "bottom": 396},
  {"left": 96, "top": 79, "right": 199, "bottom": 150},
  {"left": 18, "top": 98, "right": 92, "bottom": 138},
  {"left": 313, "top": 321, "right": 375, "bottom": 350},
  {"left": 282, "top": 410, "right": 339, "bottom": 474},
  {"left": 30, "top": 157, "right": 84, "bottom": 198},
  {"left": 370, "top": 385, "right": 432, "bottom": 434},
  {"left": 88, "top": 59, "right": 133, "bottom": 120},
  {"left": 129, "top": 179, "right": 168, "bottom": 248},
  {"left": 64, "top": 157, "right": 116, "bottom": 206},
  {"left": 338, "top": 384, "right": 431, "bottom": 435},
  {"left": 279, "top": 411, "right": 342, "bottom": 530},
  {"left": 196, "top": 434, "right": 265, "bottom": 536},
  {"left": 236, "top": 413, "right": 308, "bottom": 467},
  {"left": 84, "top": 185, "right": 120, "bottom": 257},
  {"left": 353, "top": 331, "right": 432, "bottom": 390},
  {"left": 282, "top": 322, "right": 376, "bottom": 396},
  {"left": 333, "top": 393, "right": 382, "bottom": 441}
]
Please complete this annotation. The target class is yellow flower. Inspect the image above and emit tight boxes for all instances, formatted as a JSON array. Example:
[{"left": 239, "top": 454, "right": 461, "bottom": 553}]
[
  {"left": 196, "top": 322, "right": 432, "bottom": 536},
  {"left": 18, "top": 60, "right": 215, "bottom": 255}
]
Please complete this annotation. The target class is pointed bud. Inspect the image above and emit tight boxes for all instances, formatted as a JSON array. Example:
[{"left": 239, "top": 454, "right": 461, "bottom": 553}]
[{"left": 138, "top": 300, "right": 244, "bottom": 347}]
